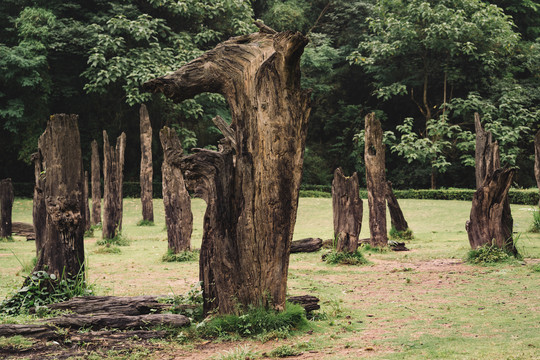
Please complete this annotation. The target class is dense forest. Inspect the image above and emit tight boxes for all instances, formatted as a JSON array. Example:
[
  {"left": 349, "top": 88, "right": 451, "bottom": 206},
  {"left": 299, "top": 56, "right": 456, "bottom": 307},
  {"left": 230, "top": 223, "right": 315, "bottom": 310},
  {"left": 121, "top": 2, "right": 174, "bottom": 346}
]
[{"left": 1, "top": 0, "right": 539, "bottom": 190}]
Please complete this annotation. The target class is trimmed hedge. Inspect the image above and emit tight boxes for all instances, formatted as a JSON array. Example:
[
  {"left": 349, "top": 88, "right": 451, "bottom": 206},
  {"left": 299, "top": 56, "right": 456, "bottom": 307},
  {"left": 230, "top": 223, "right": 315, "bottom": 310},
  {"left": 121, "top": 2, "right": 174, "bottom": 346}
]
[{"left": 12, "top": 182, "right": 540, "bottom": 205}]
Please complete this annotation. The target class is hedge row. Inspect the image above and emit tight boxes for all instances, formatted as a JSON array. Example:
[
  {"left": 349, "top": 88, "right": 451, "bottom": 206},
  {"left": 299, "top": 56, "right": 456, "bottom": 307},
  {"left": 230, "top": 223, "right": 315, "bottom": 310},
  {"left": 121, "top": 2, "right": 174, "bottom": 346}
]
[{"left": 11, "top": 182, "right": 540, "bottom": 205}]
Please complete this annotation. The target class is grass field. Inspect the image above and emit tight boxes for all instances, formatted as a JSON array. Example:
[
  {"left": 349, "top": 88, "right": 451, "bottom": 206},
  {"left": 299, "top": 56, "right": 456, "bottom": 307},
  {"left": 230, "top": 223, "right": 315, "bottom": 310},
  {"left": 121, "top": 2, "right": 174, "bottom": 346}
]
[{"left": 1, "top": 197, "right": 539, "bottom": 359}]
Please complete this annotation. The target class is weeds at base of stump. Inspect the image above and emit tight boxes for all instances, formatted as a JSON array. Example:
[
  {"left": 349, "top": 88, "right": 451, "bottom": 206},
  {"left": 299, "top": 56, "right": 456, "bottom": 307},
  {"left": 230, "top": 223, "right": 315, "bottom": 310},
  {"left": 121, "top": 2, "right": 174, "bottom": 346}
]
[
  {"left": 322, "top": 250, "right": 369, "bottom": 265},
  {"left": 161, "top": 249, "right": 198, "bottom": 262},
  {"left": 137, "top": 219, "right": 155, "bottom": 227}
]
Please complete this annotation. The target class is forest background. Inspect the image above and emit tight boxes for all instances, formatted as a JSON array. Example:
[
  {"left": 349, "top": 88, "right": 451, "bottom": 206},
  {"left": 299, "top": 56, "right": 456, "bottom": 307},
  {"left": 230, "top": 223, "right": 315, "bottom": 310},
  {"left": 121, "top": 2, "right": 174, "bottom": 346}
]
[{"left": 1, "top": 0, "right": 539, "bottom": 190}]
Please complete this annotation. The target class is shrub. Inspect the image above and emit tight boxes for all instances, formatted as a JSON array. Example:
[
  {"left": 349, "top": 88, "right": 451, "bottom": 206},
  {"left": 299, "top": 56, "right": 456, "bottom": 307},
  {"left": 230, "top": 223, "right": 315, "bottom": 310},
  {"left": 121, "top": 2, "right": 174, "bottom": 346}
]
[
  {"left": 389, "top": 226, "right": 414, "bottom": 240},
  {"left": 323, "top": 250, "right": 369, "bottom": 265},
  {"left": 268, "top": 344, "right": 302, "bottom": 358},
  {"left": 136, "top": 219, "right": 155, "bottom": 227},
  {"left": 162, "top": 249, "right": 198, "bottom": 262},
  {"left": 162, "top": 282, "right": 204, "bottom": 322},
  {"left": 529, "top": 210, "right": 540, "bottom": 233},
  {"left": 94, "top": 244, "right": 121, "bottom": 254},
  {"left": 466, "top": 244, "right": 519, "bottom": 265}
]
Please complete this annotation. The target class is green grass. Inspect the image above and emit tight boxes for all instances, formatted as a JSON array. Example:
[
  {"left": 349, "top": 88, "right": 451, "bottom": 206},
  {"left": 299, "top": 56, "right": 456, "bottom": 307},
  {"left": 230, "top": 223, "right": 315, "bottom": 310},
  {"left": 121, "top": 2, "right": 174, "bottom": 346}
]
[{"left": 1, "top": 197, "right": 539, "bottom": 359}]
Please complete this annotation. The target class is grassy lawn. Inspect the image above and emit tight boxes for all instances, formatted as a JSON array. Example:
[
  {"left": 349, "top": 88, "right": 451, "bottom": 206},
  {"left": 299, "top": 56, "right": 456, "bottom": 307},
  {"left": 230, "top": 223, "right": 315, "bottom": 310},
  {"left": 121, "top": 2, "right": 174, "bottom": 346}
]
[{"left": 1, "top": 197, "right": 539, "bottom": 359}]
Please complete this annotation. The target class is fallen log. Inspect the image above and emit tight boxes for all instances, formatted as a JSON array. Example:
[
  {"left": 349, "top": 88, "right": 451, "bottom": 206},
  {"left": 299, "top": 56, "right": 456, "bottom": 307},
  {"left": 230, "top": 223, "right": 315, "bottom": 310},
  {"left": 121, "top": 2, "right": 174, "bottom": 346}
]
[
  {"left": 70, "top": 329, "right": 168, "bottom": 342},
  {"left": 48, "top": 313, "right": 189, "bottom": 330},
  {"left": 44, "top": 296, "right": 171, "bottom": 315},
  {"left": 389, "top": 241, "right": 409, "bottom": 251},
  {"left": 290, "top": 238, "right": 323, "bottom": 253},
  {"left": 11, "top": 222, "right": 35, "bottom": 240},
  {"left": 287, "top": 295, "right": 320, "bottom": 313},
  {"left": 0, "top": 324, "right": 60, "bottom": 340}
]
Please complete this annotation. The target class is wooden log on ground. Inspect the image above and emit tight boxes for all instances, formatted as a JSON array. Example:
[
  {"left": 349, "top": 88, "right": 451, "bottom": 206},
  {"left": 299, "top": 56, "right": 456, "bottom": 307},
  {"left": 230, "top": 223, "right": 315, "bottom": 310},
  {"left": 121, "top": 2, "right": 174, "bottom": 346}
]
[
  {"left": 332, "top": 168, "right": 362, "bottom": 253},
  {"left": 48, "top": 313, "right": 189, "bottom": 330},
  {"left": 12, "top": 222, "right": 35, "bottom": 240},
  {"left": 389, "top": 241, "right": 409, "bottom": 251},
  {"left": 140, "top": 104, "right": 154, "bottom": 222},
  {"left": 385, "top": 181, "right": 409, "bottom": 232},
  {"left": 160, "top": 127, "right": 193, "bottom": 253},
  {"left": 102, "top": 131, "right": 126, "bottom": 239},
  {"left": 364, "top": 113, "right": 388, "bottom": 247},
  {"left": 535, "top": 130, "right": 540, "bottom": 207},
  {"left": 45, "top": 296, "right": 172, "bottom": 315},
  {"left": 83, "top": 171, "right": 91, "bottom": 232},
  {"left": 287, "top": 295, "right": 320, "bottom": 313},
  {"left": 0, "top": 324, "right": 60, "bottom": 340},
  {"left": 70, "top": 329, "right": 168, "bottom": 342},
  {"left": 32, "top": 152, "right": 46, "bottom": 251},
  {"left": 91, "top": 139, "right": 101, "bottom": 225},
  {"left": 0, "top": 178, "right": 14, "bottom": 238},
  {"left": 290, "top": 238, "right": 323, "bottom": 253}
]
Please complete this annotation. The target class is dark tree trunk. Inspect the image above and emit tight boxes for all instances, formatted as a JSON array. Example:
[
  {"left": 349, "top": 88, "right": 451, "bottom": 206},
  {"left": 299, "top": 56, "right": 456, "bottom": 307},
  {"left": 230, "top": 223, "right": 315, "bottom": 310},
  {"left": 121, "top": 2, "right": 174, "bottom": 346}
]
[
  {"left": 331, "top": 168, "right": 362, "bottom": 253},
  {"left": 140, "top": 104, "right": 154, "bottom": 222},
  {"left": 83, "top": 171, "right": 91, "bottom": 232},
  {"left": 102, "top": 131, "right": 126, "bottom": 239},
  {"left": 364, "top": 113, "right": 388, "bottom": 247},
  {"left": 160, "top": 126, "right": 193, "bottom": 253},
  {"left": 32, "top": 152, "right": 46, "bottom": 253},
  {"left": 385, "top": 181, "right": 409, "bottom": 232},
  {"left": 91, "top": 140, "right": 101, "bottom": 225},
  {"left": 0, "top": 178, "right": 14, "bottom": 238},
  {"left": 31, "top": 114, "right": 85, "bottom": 279},
  {"left": 535, "top": 130, "right": 540, "bottom": 207},
  {"left": 290, "top": 238, "right": 323, "bottom": 253},
  {"left": 144, "top": 25, "right": 311, "bottom": 314},
  {"left": 467, "top": 114, "right": 515, "bottom": 254}
]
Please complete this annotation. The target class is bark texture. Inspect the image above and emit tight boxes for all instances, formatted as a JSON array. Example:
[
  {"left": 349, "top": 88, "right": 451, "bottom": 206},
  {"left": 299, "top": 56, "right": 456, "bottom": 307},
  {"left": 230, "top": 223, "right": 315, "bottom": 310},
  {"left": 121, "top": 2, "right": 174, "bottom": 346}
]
[
  {"left": 160, "top": 126, "right": 193, "bottom": 253},
  {"left": 0, "top": 178, "right": 14, "bottom": 238},
  {"left": 331, "top": 168, "right": 362, "bottom": 253},
  {"left": 140, "top": 104, "right": 154, "bottom": 222},
  {"left": 31, "top": 114, "right": 85, "bottom": 279},
  {"left": 83, "top": 171, "right": 91, "bottom": 232},
  {"left": 535, "top": 130, "right": 540, "bottom": 207},
  {"left": 102, "top": 131, "right": 126, "bottom": 239},
  {"left": 144, "top": 25, "right": 311, "bottom": 314},
  {"left": 290, "top": 238, "right": 323, "bottom": 253},
  {"left": 385, "top": 181, "right": 409, "bottom": 232},
  {"left": 91, "top": 140, "right": 101, "bottom": 225},
  {"left": 46, "top": 295, "right": 172, "bottom": 315},
  {"left": 467, "top": 115, "right": 515, "bottom": 254},
  {"left": 32, "top": 152, "right": 46, "bottom": 252},
  {"left": 364, "top": 113, "right": 388, "bottom": 247}
]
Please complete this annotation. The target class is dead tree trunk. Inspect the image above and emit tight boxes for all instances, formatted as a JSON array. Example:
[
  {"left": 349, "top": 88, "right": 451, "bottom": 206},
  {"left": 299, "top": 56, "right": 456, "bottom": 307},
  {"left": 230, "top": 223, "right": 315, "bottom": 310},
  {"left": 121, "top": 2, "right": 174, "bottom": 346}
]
[
  {"left": 160, "top": 127, "right": 193, "bottom": 253},
  {"left": 32, "top": 152, "right": 46, "bottom": 253},
  {"left": 385, "top": 181, "right": 409, "bottom": 232},
  {"left": 83, "top": 171, "right": 91, "bottom": 232},
  {"left": 0, "top": 178, "right": 14, "bottom": 238},
  {"left": 535, "top": 130, "right": 540, "bottom": 207},
  {"left": 31, "top": 114, "right": 85, "bottom": 279},
  {"left": 364, "top": 113, "right": 388, "bottom": 247},
  {"left": 140, "top": 104, "right": 154, "bottom": 222},
  {"left": 467, "top": 114, "right": 515, "bottom": 254},
  {"left": 91, "top": 140, "right": 101, "bottom": 225},
  {"left": 144, "top": 24, "right": 311, "bottom": 314},
  {"left": 102, "top": 131, "right": 126, "bottom": 239},
  {"left": 331, "top": 168, "right": 362, "bottom": 253}
]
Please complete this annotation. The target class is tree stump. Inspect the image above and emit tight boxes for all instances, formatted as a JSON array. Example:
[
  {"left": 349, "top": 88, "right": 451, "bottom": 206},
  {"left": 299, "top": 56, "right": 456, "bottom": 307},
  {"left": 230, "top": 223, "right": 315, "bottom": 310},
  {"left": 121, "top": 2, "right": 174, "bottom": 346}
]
[
  {"left": 30, "top": 114, "right": 85, "bottom": 279},
  {"left": 83, "top": 171, "right": 91, "bottom": 232},
  {"left": 144, "top": 24, "right": 311, "bottom": 315},
  {"left": 140, "top": 104, "right": 154, "bottom": 222},
  {"left": 0, "top": 178, "right": 14, "bottom": 238},
  {"left": 331, "top": 168, "right": 362, "bottom": 253},
  {"left": 91, "top": 139, "right": 101, "bottom": 225},
  {"left": 32, "top": 152, "right": 46, "bottom": 252},
  {"left": 385, "top": 181, "right": 409, "bottom": 232},
  {"left": 160, "top": 126, "right": 193, "bottom": 253},
  {"left": 535, "top": 130, "right": 540, "bottom": 207},
  {"left": 364, "top": 113, "right": 388, "bottom": 247},
  {"left": 102, "top": 131, "right": 126, "bottom": 239},
  {"left": 467, "top": 114, "right": 515, "bottom": 254}
]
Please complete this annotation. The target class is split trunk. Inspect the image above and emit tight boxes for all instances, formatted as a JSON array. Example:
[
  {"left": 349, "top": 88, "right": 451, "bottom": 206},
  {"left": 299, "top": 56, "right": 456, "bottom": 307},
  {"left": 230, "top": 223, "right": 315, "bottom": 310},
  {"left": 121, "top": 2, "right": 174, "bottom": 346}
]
[
  {"left": 32, "top": 152, "right": 46, "bottom": 253},
  {"left": 385, "top": 181, "right": 408, "bottom": 232},
  {"left": 0, "top": 178, "right": 14, "bottom": 238},
  {"left": 144, "top": 25, "right": 311, "bottom": 314},
  {"left": 331, "top": 168, "right": 362, "bottom": 253},
  {"left": 91, "top": 140, "right": 101, "bottom": 225},
  {"left": 102, "top": 131, "right": 126, "bottom": 239},
  {"left": 140, "top": 104, "right": 154, "bottom": 222}
]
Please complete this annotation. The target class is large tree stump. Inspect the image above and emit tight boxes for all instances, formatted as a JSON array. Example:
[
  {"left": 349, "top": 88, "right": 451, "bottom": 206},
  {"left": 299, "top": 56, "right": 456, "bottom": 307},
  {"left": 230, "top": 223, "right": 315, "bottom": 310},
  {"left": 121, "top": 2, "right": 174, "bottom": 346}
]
[
  {"left": 144, "top": 24, "right": 311, "bottom": 315},
  {"left": 160, "top": 126, "right": 193, "bottom": 253},
  {"left": 102, "top": 131, "right": 126, "bottom": 239},
  {"left": 30, "top": 114, "right": 85, "bottom": 279},
  {"left": 32, "top": 152, "right": 46, "bottom": 252},
  {"left": 535, "top": 130, "right": 540, "bottom": 207},
  {"left": 140, "top": 104, "right": 154, "bottom": 222},
  {"left": 467, "top": 115, "right": 515, "bottom": 254},
  {"left": 331, "top": 168, "right": 362, "bottom": 253},
  {"left": 364, "top": 113, "right": 388, "bottom": 247},
  {"left": 83, "top": 171, "right": 91, "bottom": 232},
  {"left": 385, "top": 181, "right": 409, "bottom": 232},
  {"left": 0, "top": 178, "right": 14, "bottom": 238},
  {"left": 91, "top": 139, "right": 101, "bottom": 225}
]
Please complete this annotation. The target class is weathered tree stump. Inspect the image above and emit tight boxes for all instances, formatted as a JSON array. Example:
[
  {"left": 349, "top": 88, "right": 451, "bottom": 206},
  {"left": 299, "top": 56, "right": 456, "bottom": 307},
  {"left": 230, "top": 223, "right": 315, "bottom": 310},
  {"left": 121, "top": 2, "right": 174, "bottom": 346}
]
[
  {"left": 91, "top": 139, "right": 101, "bottom": 225},
  {"left": 331, "top": 168, "right": 362, "bottom": 253},
  {"left": 102, "top": 131, "right": 126, "bottom": 239},
  {"left": 290, "top": 238, "right": 323, "bottom": 253},
  {"left": 30, "top": 114, "right": 85, "bottom": 279},
  {"left": 144, "top": 24, "right": 311, "bottom": 315},
  {"left": 467, "top": 114, "right": 515, "bottom": 254},
  {"left": 535, "top": 129, "right": 540, "bottom": 207},
  {"left": 364, "top": 113, "right": 388, "bottom": 247},
  {"left": 0, "top": 178, "right": 14, "bottom": 238},
  {"left": 140, "top": 104, "right": 154, "bottom": 222},
  {"left": 83, "top": 171, "right": 91, "bottom": 232},
  {"left": 160, "top": 126, "right": 193, "bottom": 253},
  {"left": 32, "top": 152, "right": 46, "bottom": 252},
  {"left": 385, "top": 181, "right": 409, "bottom": 232}
]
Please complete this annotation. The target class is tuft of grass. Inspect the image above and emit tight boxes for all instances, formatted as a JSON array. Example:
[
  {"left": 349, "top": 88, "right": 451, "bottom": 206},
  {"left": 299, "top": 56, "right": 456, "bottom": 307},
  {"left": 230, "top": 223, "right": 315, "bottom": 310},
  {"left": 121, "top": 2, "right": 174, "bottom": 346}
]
[
  {"left": 466, "top": 244, "right": 519, "bottom": 265},
  {"left": 528, "top": 210, "right": 540, "bottom": 233},
  {"left": 0, "top": 335, "right": 35, "bottom": 350},
  {"left": 323, "top": 249, "right": 369, "bottom": 265},
  {"left": 213, "top": 345, "right": 260, "bottom": 360},
  {"left": 94, "top": 244, "right": 122, "bottom": 254},
  {"left": 97, "top": 234, "right": 130, "bottom": 246},
  {"left": 268, "top": 344, "right": 302, "bottom": 358},
  {"left": 359, "top": 243, "right": 389, "bottom": 253},
  {"left": 389, "top": 226, "right": 414, "bottom": 240},
  {"left": 530, "top": 263, "right": 540, "bottom": 272},
  {"left": 162, "top": 249, "right": 198, "bottom": 262},
  {"left": 0, "top": 236, "right": 15, "bottom": 242},
  {"left": 198, "top": 302, "right": 308, "bottom": 339},
  {"left": 137, "top": 219, "right": 155, "bottom": 227}
]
